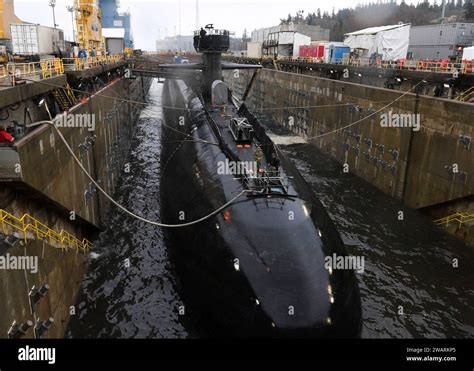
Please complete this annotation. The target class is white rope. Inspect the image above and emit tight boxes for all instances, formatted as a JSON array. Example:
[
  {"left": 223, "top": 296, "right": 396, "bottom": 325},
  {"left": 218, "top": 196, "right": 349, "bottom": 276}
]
[
  {"left": 43, "top": 119, "right": 247, "bottom": 228},
  {"left": 306, "top": 80, "right": 425, "bottom": 140}
]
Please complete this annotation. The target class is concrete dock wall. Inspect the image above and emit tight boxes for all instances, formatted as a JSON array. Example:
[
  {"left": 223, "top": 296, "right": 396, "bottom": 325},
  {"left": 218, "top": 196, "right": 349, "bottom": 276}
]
[
  {"left": 0, "top": 75, "right": 151, "bottom": 338},
  {"left": 224, "top": 69, "right": 474, "bottom": 242},
  {"left": 1, "top": 76, "right": 151, "bottom": 227}
]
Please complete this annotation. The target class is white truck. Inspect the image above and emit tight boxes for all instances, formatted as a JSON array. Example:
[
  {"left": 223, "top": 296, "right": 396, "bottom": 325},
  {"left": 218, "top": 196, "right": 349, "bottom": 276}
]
[{"left": 10, "top": 23, "right": 65, "bottom": 59}]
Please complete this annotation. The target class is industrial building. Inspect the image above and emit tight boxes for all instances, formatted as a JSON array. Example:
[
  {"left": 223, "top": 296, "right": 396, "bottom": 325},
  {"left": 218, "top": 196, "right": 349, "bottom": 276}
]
[
  {"left": 99, "top": 0, "right": 133, "bottom": 48},
  {"left": 262, "top": 31, "right": 310, "bottom": 57},
  {"left": 251, "top": 23, "right": 329, "bottom": 43},
  {"left": 408, "top": 22, "right": 474, "bottom": 60}
]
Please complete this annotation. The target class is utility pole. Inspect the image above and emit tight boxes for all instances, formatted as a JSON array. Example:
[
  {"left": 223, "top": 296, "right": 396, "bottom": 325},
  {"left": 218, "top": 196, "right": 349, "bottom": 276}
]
[
  {"left": 179, "top": 0, "right": 182, "bottom": 53},
  {"left": 66, "top": 5, "right": 75, "bottom": 42},
  {"left": 49, "top": 0, "right": 58, "bottom": 28},
  {"left": 195, "top": 0, "right": 200, "bottom": 30}
]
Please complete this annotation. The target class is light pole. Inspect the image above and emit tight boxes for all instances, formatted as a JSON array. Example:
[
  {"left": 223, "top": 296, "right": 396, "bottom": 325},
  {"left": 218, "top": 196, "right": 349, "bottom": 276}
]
[
  {"left": 49, "top": 0, "right": 58, "bottom": 28},
  {"left": 66, "top": 5, "right": 75, "bottom": 42}
]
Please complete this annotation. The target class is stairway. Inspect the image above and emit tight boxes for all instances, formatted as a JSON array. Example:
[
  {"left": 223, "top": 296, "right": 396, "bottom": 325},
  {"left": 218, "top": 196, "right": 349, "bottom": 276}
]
[{"left": 52, "top": 85, "right": 76, "bottom": 112}]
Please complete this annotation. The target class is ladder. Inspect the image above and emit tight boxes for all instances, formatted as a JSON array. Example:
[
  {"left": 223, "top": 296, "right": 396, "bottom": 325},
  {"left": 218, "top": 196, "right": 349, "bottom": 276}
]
[{"left": 52, "top": 84, "right": 76, "bottom": 112}]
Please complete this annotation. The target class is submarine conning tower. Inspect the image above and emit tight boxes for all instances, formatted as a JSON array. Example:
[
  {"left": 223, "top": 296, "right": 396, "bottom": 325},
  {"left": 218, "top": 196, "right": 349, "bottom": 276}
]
[{"left": 193, "top": 24, "right": 230, "bottom": 100}]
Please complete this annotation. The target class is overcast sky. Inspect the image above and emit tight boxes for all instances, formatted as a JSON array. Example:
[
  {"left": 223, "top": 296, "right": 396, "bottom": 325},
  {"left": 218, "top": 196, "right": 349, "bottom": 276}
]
[{"left": 16, "top": 0, "right": 430, "bottom": 50}]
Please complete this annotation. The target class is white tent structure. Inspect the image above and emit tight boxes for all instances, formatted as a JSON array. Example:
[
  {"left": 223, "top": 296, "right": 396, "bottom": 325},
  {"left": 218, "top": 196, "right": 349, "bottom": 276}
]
[
  {"left": 344, "top": 24, "right": 411, "bottom": 61},
  {"left": 462, "top": 46, "right": 474, "bottom": 61}
]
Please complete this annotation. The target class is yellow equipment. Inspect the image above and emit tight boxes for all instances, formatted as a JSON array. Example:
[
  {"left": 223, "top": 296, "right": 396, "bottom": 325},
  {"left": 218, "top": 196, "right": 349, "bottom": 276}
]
[
  {"left": 74, "top": 0, "right": 103, "bottom": 54},
  {"left": 124, "top": 47, "right": 133, "bottom": 57},
  {"left": 0, "top": 0, "right": 22, "bottom": 63},
  {"left": 0, "top": 0, "right": 21, "bottom": 40}
]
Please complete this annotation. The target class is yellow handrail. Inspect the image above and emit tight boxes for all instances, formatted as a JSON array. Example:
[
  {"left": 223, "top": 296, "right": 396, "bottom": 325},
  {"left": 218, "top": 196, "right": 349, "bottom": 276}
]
[
  {"left": 456, "top": 86, "right": 474, "bottom": 102},
  {"left": 62, "top": 54, "right": 124, "bottom": 71},
  {"left": 0, "top": 209, "right": 91, "bottom": 254},
  {"left": 434, "top": 212, "right": 474, "bottom": 228},
  {"left": 1, "top": 59, "right": 64, "bottom": 84}
]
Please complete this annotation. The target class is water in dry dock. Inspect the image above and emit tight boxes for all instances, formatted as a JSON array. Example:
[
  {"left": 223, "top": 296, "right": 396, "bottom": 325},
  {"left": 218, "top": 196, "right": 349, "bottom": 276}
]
[
  {"left": 67, "top": 79, "right": 474, "bottom": 338},
  {"left": 67, "top": 80, "right": 188, "bottom": 338}
]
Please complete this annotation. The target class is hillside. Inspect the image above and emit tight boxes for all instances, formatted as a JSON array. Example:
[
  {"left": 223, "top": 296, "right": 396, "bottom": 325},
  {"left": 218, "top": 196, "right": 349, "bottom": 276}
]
[{"left": 280, "top": 0, "right": 474, "bottom": 41}]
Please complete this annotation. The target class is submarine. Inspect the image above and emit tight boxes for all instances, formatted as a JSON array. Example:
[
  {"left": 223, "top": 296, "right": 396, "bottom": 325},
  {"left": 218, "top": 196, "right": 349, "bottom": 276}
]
[{"left": 158, "top": 25, "right": 362, "bottom": 337}]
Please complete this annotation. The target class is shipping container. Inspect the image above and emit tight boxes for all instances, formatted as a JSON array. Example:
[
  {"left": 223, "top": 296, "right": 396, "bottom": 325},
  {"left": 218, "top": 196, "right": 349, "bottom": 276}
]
[
  {"left": 299, "top": 43, "right": 325, "bottom": 58},
  {"left": 323, "top": 42, "right": 349, "bottom": 63},
  {"left": 10, "top": 23, "right": 65, "bottom": 56},
  {"left": 331, "top": 46, "right": 350, "bottom": 63}
]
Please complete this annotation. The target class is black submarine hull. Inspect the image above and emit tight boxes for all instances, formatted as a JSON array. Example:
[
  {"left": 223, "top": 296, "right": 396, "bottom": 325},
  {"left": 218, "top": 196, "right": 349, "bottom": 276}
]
[{"left": 160, "top": 78, "right": 362, "bottom": 337}]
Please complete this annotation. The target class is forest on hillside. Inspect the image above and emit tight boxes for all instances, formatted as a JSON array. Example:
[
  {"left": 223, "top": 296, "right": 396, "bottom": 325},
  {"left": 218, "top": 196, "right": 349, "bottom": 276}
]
[{"left": 279, "top": 0, "right": 474, "bottom": 40}]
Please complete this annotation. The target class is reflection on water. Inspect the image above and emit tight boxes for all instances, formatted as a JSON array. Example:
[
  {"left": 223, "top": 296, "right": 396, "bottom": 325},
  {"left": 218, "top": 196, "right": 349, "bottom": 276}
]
[
  {"left": 276, "top": 137, "right": 474, "bottom": 338},
  {"left": 68, "top": 80, "right": 474, "bottom": 339},
  {"left": 67, "top": 80, "right": 188, "bottom": 338}
]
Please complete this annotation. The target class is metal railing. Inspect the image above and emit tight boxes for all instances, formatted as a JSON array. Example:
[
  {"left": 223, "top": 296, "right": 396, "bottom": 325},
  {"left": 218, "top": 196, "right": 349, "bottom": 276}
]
[
  {"left": 456, "top": 86, "right": 474, "bottom": 102},
  {"left": 434, "top": 212, "right": 474, "bottom": 229},
  {"left": 0, "top": 58, "right": 64, "bottom": 86},
  {"left": 225, "top": 55, "right": 474, "bottom": 74},
  {"left": 0, "top": 209, "right": 91, "bottom": 254},
  {"left": 62, "top": 54, "right": 124, "bottom": 71}
]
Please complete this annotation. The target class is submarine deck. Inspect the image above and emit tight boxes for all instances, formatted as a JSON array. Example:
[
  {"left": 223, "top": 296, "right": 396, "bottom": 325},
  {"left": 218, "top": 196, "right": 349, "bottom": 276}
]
[{"left": 207, "top": 103, "right": 269, "bottom": 172}]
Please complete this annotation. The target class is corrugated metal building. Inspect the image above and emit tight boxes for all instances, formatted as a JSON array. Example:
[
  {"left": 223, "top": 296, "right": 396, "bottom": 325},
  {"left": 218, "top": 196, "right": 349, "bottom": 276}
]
[{"left": 408, "top": 22, "right": 474, "bottom": 60}]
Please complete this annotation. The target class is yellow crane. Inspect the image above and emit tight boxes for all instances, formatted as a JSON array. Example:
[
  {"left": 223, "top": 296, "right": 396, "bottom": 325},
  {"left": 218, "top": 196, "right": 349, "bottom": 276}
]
[
  {"left": 74, "top": 0, "right": 103, "bottom": 54},
  {"left": 0, "top": 0, "right": 22, "bottom": 63}
]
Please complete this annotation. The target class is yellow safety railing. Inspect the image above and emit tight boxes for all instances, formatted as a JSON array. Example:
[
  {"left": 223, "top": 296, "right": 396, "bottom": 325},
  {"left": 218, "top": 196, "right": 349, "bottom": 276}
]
[
  {"left": 456, "top": 86, "right": 474, "bottom": 102},
  {"left": 0, "top": 58, "right": 64, "bottom": 85},
  {"left": 434, "top": 212, "right": 474, "bottom": 229},
  {"left": 0, "top": 209, "right": 91, "bottom": 254},
  {"left": 40, "top": 58, "right": 64, "bottom": 79},
  {"left": 62, "top": 54, "right": 124, "bottom": 71}
]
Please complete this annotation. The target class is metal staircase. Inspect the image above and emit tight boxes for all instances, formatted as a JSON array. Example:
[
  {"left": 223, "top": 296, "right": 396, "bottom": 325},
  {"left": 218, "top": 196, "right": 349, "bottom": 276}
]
[{"left": 52, "top": 84, "right": 76, "bottom": 112}]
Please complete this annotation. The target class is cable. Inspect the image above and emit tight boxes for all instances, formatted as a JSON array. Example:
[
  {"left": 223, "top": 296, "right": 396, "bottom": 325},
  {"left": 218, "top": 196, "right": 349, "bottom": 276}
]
[
  {"left": 305, "top": 80, "right": 426, "bottom": 140},
  {"left": 40, "top": 114, "right": 246, "bottom": 228},
  {"left": 20, "top": 73, "right": 423, "bottom": 228},
  {"left": 22, "top": 76, "right": 431, "bottom": 113}
]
